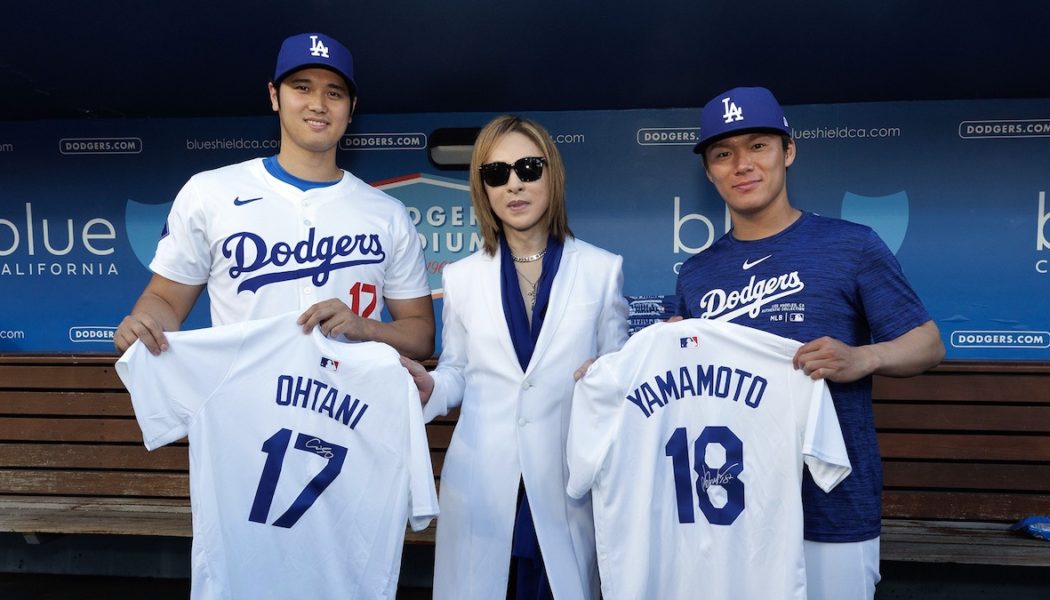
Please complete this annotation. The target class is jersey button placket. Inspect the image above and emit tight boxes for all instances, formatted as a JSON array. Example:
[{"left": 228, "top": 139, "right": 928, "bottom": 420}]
[{"left": 300, "top": 200, "right": 316, "bottom": 306}]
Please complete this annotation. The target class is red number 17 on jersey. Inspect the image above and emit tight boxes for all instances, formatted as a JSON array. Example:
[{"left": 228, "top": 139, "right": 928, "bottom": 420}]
[{"left": 348, "top": 282, "right": 378, "bottom": 318}]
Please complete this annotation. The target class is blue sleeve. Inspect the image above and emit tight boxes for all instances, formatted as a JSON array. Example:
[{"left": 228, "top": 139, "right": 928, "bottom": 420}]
[{"left": 855, "top": 229, "right": 932, "bottom": 342}]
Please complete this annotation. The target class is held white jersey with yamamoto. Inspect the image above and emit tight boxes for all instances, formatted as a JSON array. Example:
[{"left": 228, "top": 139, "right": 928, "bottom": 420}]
[
  {"left": 567, "top": 319, "right": 851, "bottom": 600},
  {"left": 116, "top": 312, "right": 438, "bottom": 599},
  {"left": 151, "top": 158, "right": 430, "bottom": 327}
]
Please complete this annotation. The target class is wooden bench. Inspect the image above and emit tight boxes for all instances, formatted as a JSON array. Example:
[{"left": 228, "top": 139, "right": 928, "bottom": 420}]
[
  {"left": 875, "top": 361, "right": 1050, "bottom": 566},
  {"left": 0, "top": 355, "right": 451, "bottom": 545},
  {"left": 0, "top": 355, "right": 190, "bottom": 540}
]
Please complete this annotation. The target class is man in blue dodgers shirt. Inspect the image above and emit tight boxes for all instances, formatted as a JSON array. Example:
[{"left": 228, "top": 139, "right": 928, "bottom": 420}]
[
  {"left": 114, "top": 33, "right": 434, "bottom": 360},
  {"left": 675, "top": 86, "right": 944, "bottom": 599}
]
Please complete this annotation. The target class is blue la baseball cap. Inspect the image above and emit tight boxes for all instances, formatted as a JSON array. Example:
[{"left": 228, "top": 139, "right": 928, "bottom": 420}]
[
  {"left": 692, "top": 86, "right": 790, "bottom": 154},
  {"left": 273, "top": 33, "right": 357, "bottom": 95}
]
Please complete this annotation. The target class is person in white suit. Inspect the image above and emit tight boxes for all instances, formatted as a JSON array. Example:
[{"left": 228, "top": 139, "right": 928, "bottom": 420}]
[{"left": 401, "top": 115, "right": 628, "bottom": 599}]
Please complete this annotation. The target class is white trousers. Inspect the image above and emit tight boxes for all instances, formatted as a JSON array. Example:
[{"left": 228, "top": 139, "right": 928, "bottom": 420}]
[{"left": 804, "top": 537, "right": 881, "bottom": 600}]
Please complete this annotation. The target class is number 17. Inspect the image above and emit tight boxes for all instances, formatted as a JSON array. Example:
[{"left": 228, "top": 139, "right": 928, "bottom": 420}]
[{"left": 249, "top": 428, "right": 348, "bottom": 528}]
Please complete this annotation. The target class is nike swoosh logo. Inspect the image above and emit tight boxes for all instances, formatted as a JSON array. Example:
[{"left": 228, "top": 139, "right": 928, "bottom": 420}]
[
  {"left": 233, "top": 196, "right": 263, "bottom": 206},
  {"left": 742, "top": 255, "right": 772, "bottom": 270}
]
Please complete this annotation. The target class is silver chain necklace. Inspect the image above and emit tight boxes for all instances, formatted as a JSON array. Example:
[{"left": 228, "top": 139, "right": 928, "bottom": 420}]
[{"left": 511, "top": 249, "right": 546, "bottom": 263}]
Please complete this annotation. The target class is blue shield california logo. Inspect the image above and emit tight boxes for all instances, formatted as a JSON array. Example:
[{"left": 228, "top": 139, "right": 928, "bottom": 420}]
[
  {"left": 125, "top": 199, "right": 174, "bottom": 269},
  {"left": 840, "top": 191, "right": 910, "bottom": 255}
]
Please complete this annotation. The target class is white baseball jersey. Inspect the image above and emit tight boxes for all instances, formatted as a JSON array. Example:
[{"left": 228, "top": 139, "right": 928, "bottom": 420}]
[
  {"left": 152, "top": 158, "right": 430, "bottom": 327},
  {"left": 567, "top": 319, "right": 851, "bottom": 600},
  {"left": 116, "top": 312, "right": 438, "bottom": 600}
]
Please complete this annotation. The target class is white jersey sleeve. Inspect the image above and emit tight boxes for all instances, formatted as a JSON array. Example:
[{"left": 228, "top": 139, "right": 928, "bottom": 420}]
[
  {"left": 804, "top": 383, "right": 852, "bottom": 492},
  {"left": 115, "top": 318, "right": 245, "bottom": 449},
  {"left": 151, "top": 175, "right": 213, "bottom": 286},
  {"left": 566, "top": 357, "right": 624, "bottom": 500},
  {"left": 380, "top": 201, "right": 431, "bottom": 300},
  {"left": 406, "top": 376, "right": 440, "bottom": 531}
]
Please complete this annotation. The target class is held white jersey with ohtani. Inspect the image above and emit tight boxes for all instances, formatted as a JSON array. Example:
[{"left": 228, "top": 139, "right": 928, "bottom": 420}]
[
  {"left": 567, "top": 319, "right": 851, "bottom": 600},
  {"left": 151, "top": 157, "right": 430, "bottom": 326},
  {"left": 116, "top": 312, "right": 439, "bottom": 600}
]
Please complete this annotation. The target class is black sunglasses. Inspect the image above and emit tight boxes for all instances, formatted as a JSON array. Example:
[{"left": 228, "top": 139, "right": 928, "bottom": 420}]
[{"left": 478, "top": 156, "right": 546, "bottom": 187}]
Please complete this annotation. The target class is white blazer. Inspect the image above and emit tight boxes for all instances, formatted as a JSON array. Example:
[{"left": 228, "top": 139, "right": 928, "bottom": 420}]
[{"left": 423, "top": 236, "right": 629, "bottom": 600}]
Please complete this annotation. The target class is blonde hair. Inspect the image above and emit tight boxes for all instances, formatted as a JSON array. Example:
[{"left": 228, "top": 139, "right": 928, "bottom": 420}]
[{"left": 469, "top": 115, "right": 573, "bottom": 255}]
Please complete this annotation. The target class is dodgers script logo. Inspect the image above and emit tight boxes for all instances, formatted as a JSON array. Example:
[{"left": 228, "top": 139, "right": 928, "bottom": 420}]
[
  {"left": 222, "top": 227, "right": 386, "bottom": 293},
  {"left": 309, "top": 35, "right": 329, "bottom": 58},
  {"left": 698, "top": 272, "right": 805, "bottom": 321}
]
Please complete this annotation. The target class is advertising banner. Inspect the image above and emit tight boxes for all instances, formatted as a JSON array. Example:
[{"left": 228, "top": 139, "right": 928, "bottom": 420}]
[{"left": 1, "top": 100, "right": 1048, "bottom": 359}]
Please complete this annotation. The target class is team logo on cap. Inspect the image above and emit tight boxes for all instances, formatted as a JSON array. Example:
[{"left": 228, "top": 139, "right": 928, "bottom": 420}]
[
  {"left": 721, "top": 97, "right": 744, "bottom": 124},
  {"left": 309, "top": 35, "right": 329, "bottom": 58}
]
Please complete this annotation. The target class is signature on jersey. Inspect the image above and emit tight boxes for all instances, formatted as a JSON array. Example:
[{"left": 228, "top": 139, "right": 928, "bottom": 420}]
[
  {"left": 700, "top": 462, "right": 741, "bottom": 493},
  {"left": 304, "top": 437, "right": 335, "bottom": 459}
]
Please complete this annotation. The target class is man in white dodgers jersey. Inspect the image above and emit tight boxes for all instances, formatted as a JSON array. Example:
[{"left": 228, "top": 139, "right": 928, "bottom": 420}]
[
  {"left": 676, "top": 86, "right": 945, "bottom": 599},
  {"left": 116, "top": 312, "right": 439, "bottom": 599},
  {"left": 114, "top": 32, "right": 434, "bottom": 359},
  {"left": 567, "top": 319, "right": 851, "bottom": 600}
]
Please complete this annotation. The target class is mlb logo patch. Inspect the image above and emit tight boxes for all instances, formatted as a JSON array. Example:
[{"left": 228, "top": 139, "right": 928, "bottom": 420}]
[
  {"left": 680, "top": 336, "right": 699, "bottom": 348},
  {"left": 320, "top": 356, "right": 340, "bottom": 372},
  {"left": 789, "top": 313, "right": 805, "bottom": 323}
]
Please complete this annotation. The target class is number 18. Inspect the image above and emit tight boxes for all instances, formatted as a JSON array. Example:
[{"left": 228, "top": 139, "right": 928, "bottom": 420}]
[{"left": 664, "top": 425, "right": 745, "bottom": 526}]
